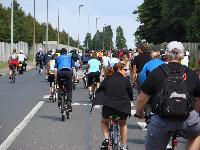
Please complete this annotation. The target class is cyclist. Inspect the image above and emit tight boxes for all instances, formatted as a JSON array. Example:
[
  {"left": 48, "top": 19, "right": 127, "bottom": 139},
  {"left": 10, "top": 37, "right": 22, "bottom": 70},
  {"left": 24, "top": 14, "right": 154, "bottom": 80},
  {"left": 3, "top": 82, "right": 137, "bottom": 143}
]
[
  {"left": 131, "top": 44, "right": 151, "bottom": 93},
  {"left": 86, "top": 52, "right": 101, "bottom": 99},
  {"left": 94, "top": 62, "right": 133, "bottom": 150},
  {"left": 18, "top": 50, "right": 27, "bottom": 72},
  {"left": 48, "top": 54, "right": 56, "bottom": 100},
  {"left": 108, "top": 52, "right": 119, "bottom": 68},
  {"left": 44, "top": 50, "right": 52, "bottom": 80},
  {"left": 71, "top": 49, "right": 80, "bottom": 83},
  {"left": 140, "top": 50, "right": 165, "bottom": 84},
  {"left": 135, "top": 41, "right": 200, "bottom": 150},
  {"left": 55, "top": 48, "right": 74, "bottom": 112},
  {"left": 35, "top": 48, "right": 44, "bottom": 72},
  {"left": 8, "top": 48, "right": 18, "bottom": 79}
]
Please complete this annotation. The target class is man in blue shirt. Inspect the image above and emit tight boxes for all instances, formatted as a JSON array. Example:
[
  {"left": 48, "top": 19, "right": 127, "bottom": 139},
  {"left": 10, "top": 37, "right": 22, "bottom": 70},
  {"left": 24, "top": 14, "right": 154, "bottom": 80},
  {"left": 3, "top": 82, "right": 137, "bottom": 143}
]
[
  {"left": 55, "top": 48, "right": 74, "bottom": 112},
  {"left": 140, "top": 50, "right": 165, "bottom": 84}
]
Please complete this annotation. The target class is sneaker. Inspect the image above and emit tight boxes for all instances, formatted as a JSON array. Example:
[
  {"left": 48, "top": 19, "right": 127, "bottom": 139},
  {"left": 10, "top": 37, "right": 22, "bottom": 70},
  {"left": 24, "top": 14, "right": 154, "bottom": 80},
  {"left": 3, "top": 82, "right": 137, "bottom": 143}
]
[
  {"left": 89, "top": 94, "right": 92, "bottom": 99},
  {"left": 49, "top": 96, "right": 52, "bottom": 100},
  {"left": 66, "top": 101, "right": 72, "bottom": 112},
  {"left": 120, "top": 144, "right": 128, "bottom": 150},
  {"left": 100, "top": 139, "right": 109, "bottom": 150}
]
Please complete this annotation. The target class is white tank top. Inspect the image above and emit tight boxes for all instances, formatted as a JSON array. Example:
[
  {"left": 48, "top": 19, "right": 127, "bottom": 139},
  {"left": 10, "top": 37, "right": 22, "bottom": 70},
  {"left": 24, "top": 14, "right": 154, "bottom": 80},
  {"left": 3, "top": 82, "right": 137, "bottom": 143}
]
[{"left": 49, "top": 60, "right": 55, "bottom": 71}]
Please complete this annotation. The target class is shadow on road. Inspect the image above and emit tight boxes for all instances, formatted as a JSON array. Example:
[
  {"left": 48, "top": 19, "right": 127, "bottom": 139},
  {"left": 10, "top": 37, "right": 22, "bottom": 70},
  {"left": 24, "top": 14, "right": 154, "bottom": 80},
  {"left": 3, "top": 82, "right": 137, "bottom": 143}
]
[
  {"left": 128, "top": 138, "right": 145, "bottom": 144},
  {"left": 37, "top": 115, "right": 61, "bottom": 122},
  {"left": 127, "top": 124, "right": 141, "bottom": 130}
]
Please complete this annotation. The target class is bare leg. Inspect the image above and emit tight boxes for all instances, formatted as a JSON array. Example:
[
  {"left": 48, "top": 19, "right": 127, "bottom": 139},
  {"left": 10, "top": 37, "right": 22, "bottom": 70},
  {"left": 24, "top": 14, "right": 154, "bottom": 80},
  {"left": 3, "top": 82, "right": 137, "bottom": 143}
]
[
  {"left": 186, "top": 136, "right": 200, "bottom": 150},
  {"left": 101, "top": 118, "right": 109, "bottom": 140},
  {"left": 119, "top": 120, "right": 128, "bottom": 145},
  {"left": 88, "top": 86, "right": 92, "bottom": 95}
]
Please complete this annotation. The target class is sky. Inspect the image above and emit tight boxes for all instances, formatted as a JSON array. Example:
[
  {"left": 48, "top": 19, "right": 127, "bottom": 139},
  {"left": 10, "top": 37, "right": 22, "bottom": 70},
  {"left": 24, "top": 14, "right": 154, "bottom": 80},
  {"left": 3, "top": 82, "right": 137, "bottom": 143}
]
[{"left": 1, "top": 0, "right": 143, "bottom": 48}]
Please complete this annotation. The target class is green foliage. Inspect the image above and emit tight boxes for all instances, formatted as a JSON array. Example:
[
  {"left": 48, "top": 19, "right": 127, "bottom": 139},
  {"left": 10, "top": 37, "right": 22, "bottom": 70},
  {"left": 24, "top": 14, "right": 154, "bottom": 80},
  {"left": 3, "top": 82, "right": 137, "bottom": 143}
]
[
  {"left": 0, "top": 1, "right": 77, "bottom": 47},
  {"left": 116, "top": 26, "right": 127, "bottom": 49},
  {"left": 189, "top": 56, "right": 197, "bottom": 69},
  {"left": 83, "top": 32, "right": 92, "bottom": 50},
  {"left": 134, "top": 0, "right": 200, "bottom": 44}
]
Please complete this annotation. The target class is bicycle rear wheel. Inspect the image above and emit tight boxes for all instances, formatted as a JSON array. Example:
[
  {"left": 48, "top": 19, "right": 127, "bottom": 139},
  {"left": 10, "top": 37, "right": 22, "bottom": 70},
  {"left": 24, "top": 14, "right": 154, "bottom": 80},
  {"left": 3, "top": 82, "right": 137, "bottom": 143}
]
[{"left": 61, "top": 95, "right": 65, "bottom": 121}]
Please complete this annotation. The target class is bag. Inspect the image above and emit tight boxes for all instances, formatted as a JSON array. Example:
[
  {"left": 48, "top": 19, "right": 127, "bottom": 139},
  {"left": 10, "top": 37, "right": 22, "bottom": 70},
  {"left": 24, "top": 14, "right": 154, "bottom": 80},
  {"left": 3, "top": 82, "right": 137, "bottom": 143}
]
[
  {"left": 72, "top": 52, "right": 79, "bottom": 62},
  {"left": 153, "top": 65, "right": 192, "bottom": 119},
  {"left": 82, "top": 55, "right": 90, "bottom": 64},
  {"left": 36, "top": 52, "right": 43, "bottom": 61}
]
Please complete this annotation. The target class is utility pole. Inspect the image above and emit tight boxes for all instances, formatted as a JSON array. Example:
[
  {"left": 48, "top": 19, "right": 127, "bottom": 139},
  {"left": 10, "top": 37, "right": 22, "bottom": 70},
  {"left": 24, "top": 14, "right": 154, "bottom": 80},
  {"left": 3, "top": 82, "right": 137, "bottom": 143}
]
[
  {"left": 87, "top": 13, "right": 90, "bottom": 50},
  {"left": 96, "top": 17, "right": 100, "bottom": 32},
  {"left": 57, "top": 10, "right": 60, "bottom": 49},
  {"left": 33, "top": 0, "right": 36, "bottom": 61},
  {"left": 78, "top": 4, "right": 84, "bottom": 51},
  {"left": 68, "top": 30, "right": 70, "bottom": 51},
  {"left": 46, "top": 0, "right": 49, "bottom": 52},
  {"left": 11, "top": 0, "right": 14, "bottom": 51}
]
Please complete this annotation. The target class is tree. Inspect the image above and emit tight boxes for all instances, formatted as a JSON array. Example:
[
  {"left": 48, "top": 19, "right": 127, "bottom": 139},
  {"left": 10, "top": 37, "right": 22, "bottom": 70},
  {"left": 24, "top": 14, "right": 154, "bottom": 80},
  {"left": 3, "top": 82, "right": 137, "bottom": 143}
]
[
  {"left": 103, "top": 25, "right": 113, "bottom": 50},
  {"left": 92, "top": 30, "right": 103, "bottom": 50},
  {"left": 115, "top": 26, "right": 127, "bottom": 49},
  {"left": 83, "top": 32, "right": 92, "bottom": 50}
]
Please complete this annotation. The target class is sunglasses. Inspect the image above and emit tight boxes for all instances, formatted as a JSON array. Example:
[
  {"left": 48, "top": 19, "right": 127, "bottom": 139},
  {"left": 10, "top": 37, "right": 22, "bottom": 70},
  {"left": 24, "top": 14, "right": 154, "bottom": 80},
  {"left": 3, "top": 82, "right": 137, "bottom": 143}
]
[{"left": 123, "top": 69, "right": 128, "bottom": 72}]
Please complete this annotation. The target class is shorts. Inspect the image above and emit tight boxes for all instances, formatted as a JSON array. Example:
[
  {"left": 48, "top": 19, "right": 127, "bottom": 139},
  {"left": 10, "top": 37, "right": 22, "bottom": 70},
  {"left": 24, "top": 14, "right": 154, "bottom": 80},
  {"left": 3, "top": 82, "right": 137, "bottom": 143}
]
[
  {"left": 57, "top": 69, "right": 72, "bottom": 91},
  {"left": 102, "top": 106, "right": 129, "bottom": 120},
  {"left": 48, "top": 74, "right": 55, "bottom": 87},
  {"left": 87, "top": 72, "right": 100, "bottom": 87},
  {"left": 145, "top": 111, "right": 200, "bottom": 150}
]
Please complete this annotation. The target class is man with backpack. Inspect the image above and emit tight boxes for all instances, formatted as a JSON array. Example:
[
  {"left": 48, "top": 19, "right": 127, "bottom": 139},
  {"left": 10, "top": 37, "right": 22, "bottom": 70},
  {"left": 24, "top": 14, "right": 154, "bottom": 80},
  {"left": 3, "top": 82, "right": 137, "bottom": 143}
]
[
  {"left": 71, "top": 49, "right": 80, "bottom": 83},
  {"left": 135, "top": 41, "right": 200, "bottom": 150},
  {"left": 35, "top": 48, "right": 44, "bottom": 72}
]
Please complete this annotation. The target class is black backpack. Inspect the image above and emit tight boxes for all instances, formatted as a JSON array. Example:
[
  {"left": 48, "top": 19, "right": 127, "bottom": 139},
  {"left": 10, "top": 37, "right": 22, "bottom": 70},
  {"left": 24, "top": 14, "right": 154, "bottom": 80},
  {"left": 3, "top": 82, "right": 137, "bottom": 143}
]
[
  {"left": 36, "top": 52, "right": 43, "bottom": 62},
  {"left": 72, "top": 52, "right": 79, "bottom": 62},
  {"left": 153, "top": 65, "right": 193, "bottom": 119}
]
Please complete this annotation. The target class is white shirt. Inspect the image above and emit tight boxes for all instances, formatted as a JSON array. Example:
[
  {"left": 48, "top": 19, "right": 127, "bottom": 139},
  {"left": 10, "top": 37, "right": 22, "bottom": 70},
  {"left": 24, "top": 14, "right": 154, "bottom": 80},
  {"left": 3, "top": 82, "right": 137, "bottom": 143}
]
[
  {"left": 181, "top": 56, "right": 189, "bottom": 67},
  {"left": 18, "top": 54, "right": 26, "bottom": 62},
  {"left": 102, "top": 56, "right": 110, "bottom": 67},
  {"left": 109, "top": 58, "right": 119, "bottom": 67}
]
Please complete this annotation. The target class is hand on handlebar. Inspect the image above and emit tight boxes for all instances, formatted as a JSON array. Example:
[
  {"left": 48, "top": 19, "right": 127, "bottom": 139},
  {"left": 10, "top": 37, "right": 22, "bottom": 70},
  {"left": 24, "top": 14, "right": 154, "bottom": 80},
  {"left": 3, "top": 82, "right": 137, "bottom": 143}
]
[{"left": 134, "top": 112, "right": 145, "bottom": 119}]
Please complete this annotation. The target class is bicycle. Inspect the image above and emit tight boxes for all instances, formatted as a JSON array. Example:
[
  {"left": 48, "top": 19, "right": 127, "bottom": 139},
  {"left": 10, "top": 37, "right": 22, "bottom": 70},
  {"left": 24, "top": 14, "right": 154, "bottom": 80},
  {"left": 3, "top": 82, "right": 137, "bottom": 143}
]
[
  {"left": 89, "top": 78, "right": 97, "bottom": 102},
  {"left": 58, "top": 79, "right": 70, "bottom": 121},
  {"left": 51, "top": 81, "right": 57, "bottom": 103},
  {"left": 72, "top": 74, "right": 76, "bottom": 90},
  {"left": 108, "top": 115, "right": 120, "bottom": 150},
  {"left": 10, "top": 65, "right": 16, "bottom": 83},
  {"left": 82, "top": 72, "right": 88, "bottom": 89}
]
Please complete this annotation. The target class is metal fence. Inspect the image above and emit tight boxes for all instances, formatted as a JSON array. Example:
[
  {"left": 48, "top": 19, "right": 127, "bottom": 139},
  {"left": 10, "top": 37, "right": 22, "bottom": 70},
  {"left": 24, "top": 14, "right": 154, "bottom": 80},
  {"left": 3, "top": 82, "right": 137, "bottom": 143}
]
[
  {"left": 0, "top": 41, "right": 77, "bottom": 62},
  {"left": 154, "top": 42, "right": 200, "bottom": 60}
]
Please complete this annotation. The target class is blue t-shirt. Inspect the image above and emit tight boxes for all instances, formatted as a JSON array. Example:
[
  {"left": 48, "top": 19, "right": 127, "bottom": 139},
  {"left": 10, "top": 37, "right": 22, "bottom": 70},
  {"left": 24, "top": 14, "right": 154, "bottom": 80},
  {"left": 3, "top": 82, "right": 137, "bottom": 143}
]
[
  {"left": 55, "top": 54, "right": 74, "bottom": 71},
  {"left": 140, "top": 59, "right": 165, "bottom": 84},
  {"left": 88, "top": 59, "right": 101, "bottom": 73}
]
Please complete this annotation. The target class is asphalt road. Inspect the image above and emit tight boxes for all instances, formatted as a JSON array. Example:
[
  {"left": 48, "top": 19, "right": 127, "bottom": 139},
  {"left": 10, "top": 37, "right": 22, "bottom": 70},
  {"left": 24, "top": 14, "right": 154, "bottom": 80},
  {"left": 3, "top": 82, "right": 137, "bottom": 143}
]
[{"left": 0, "top": 69, "right": 186, "bottom": 150}]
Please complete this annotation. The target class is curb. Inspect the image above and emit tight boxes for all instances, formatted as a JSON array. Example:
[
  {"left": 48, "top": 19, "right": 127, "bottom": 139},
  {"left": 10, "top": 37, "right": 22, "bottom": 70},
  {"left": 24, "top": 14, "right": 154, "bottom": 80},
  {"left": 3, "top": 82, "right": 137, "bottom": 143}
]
[{"left": 0, "top": 66, "right": 35, "bottom": 77}]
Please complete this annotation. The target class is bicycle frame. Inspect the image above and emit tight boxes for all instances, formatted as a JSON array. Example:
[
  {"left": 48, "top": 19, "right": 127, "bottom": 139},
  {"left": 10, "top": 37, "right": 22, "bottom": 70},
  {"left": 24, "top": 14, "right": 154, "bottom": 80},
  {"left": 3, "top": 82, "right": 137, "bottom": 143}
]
[{"left": 109, "top": 116, "right": 120, "bottom": 150}]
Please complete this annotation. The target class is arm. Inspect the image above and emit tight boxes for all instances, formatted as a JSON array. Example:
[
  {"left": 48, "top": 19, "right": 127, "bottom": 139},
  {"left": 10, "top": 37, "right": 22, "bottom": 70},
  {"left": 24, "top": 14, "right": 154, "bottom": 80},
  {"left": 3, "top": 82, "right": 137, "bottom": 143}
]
[
  {"left": 136, "top": 92, "right": 151, "bottom": 117},
  {"left": 195, "top": 97, "right": 200, "bottom": 112},
  {"left": 132, "top": 65, "right": 137, "bottom": 83},
  {"left": 127, "top": 80, "right": 133, "bottom": 101}
]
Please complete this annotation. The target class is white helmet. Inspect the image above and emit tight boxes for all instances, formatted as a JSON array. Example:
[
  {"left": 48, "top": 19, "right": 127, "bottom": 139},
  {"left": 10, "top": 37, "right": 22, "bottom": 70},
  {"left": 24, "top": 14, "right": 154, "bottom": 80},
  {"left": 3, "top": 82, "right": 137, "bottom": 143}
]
[{"left": 19, "top": 50, "right": 23, "bottom": 53}]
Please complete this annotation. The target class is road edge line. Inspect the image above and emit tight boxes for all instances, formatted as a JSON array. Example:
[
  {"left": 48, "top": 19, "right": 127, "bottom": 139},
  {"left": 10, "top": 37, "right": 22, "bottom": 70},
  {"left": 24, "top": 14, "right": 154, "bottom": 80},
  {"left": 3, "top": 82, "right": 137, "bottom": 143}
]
[{"left": 0, "top": 101, "right": 45, "bottom": 150}]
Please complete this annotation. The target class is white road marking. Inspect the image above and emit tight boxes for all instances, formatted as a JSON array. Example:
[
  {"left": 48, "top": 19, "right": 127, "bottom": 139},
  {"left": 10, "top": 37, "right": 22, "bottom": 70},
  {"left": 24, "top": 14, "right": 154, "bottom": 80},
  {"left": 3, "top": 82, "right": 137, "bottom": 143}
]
[
  {"left": 0, "top": 101, "right": 45, "bottom": 150},
  {"left": 137, "top": 122, "right": 147, "bottom": 130},
  {"left": 0, "top": 126, "right": 2, "bottom": 129},
  {"left": 131, "top": 102, "right": 134, "bottom": 107},
  {"left": 94, "top": 105, "right": 100, "bottom": 108},
  {"left": 72, "top": 103, "right": 80, "bottom": 106},
  {"left": 43, "top": 95, "right": 50, "bottom": 99},
  {"left": 131, "top": 110, "right": 136, "bottom": 116}
]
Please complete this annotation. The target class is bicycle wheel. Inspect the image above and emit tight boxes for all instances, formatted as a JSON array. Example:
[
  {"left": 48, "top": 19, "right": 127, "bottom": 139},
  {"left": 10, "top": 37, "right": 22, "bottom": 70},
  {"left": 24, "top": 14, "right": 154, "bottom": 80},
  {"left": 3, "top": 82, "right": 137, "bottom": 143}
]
[{"left": 61, "top": 95, "right": 65, "bottom": 121}]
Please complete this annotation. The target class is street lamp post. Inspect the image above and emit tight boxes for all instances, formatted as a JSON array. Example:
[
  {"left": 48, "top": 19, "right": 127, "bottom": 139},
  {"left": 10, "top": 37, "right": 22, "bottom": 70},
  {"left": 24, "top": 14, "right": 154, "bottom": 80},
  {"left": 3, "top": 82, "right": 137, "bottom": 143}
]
[
  {"left": 46, "top": 0, "right": 49, "bottom": 52},
  {"left": 87, "top": 13, "right": 90, "bottom": 50},
  {"left": 33, "top": 0, "right": 36, "bottom": 61},
  {"left": 11, "top": 0, "right": 13, "bottom": 51},
  {"left": 96, "top": 17, "right": 100, "bottom": 32},
  {"left": 103, "top": 24, "right": 107, "bottom": 51},
  {"left": 78, "top": 4, "right": 84, "bottom": 51}
]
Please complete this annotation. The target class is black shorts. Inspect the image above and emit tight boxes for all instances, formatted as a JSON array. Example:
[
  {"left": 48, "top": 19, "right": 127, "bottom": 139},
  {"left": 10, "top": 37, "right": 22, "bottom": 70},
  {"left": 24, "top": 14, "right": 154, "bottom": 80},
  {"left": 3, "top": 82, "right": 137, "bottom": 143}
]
[
  {"left": 57, "top": 69, "right": 72, "bottom": 91},
  {"left": 87, "top": 72, "right": 100, "bottom": 87},
  {"left": 102, "top": 106, "right": 129, "bottom": 120},
  {"left": 48, "top": 74, "right": 55, "bottom": 86}
]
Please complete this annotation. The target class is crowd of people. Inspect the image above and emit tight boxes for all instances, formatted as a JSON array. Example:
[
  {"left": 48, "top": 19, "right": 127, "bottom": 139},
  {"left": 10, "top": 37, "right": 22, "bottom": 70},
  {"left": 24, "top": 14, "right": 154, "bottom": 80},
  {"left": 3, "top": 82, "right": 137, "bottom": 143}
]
[{"left": 6, "top": 41, "right": 200, "bottom": 150}]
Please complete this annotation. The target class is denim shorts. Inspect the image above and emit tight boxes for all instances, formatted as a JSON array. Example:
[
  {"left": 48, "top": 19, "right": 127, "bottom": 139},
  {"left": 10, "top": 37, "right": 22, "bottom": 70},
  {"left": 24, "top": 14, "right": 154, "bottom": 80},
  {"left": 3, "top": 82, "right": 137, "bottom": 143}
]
[{"left": 145, "top": 110, "right": 200, "bottom": 150}]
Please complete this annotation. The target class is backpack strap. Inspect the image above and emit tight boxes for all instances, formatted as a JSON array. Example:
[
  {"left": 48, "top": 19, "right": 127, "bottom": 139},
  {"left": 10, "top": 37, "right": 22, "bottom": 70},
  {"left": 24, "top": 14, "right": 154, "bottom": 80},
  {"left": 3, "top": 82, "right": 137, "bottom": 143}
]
[{"left": 159, "top": 64, "right": 170, "bottom": 77}]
